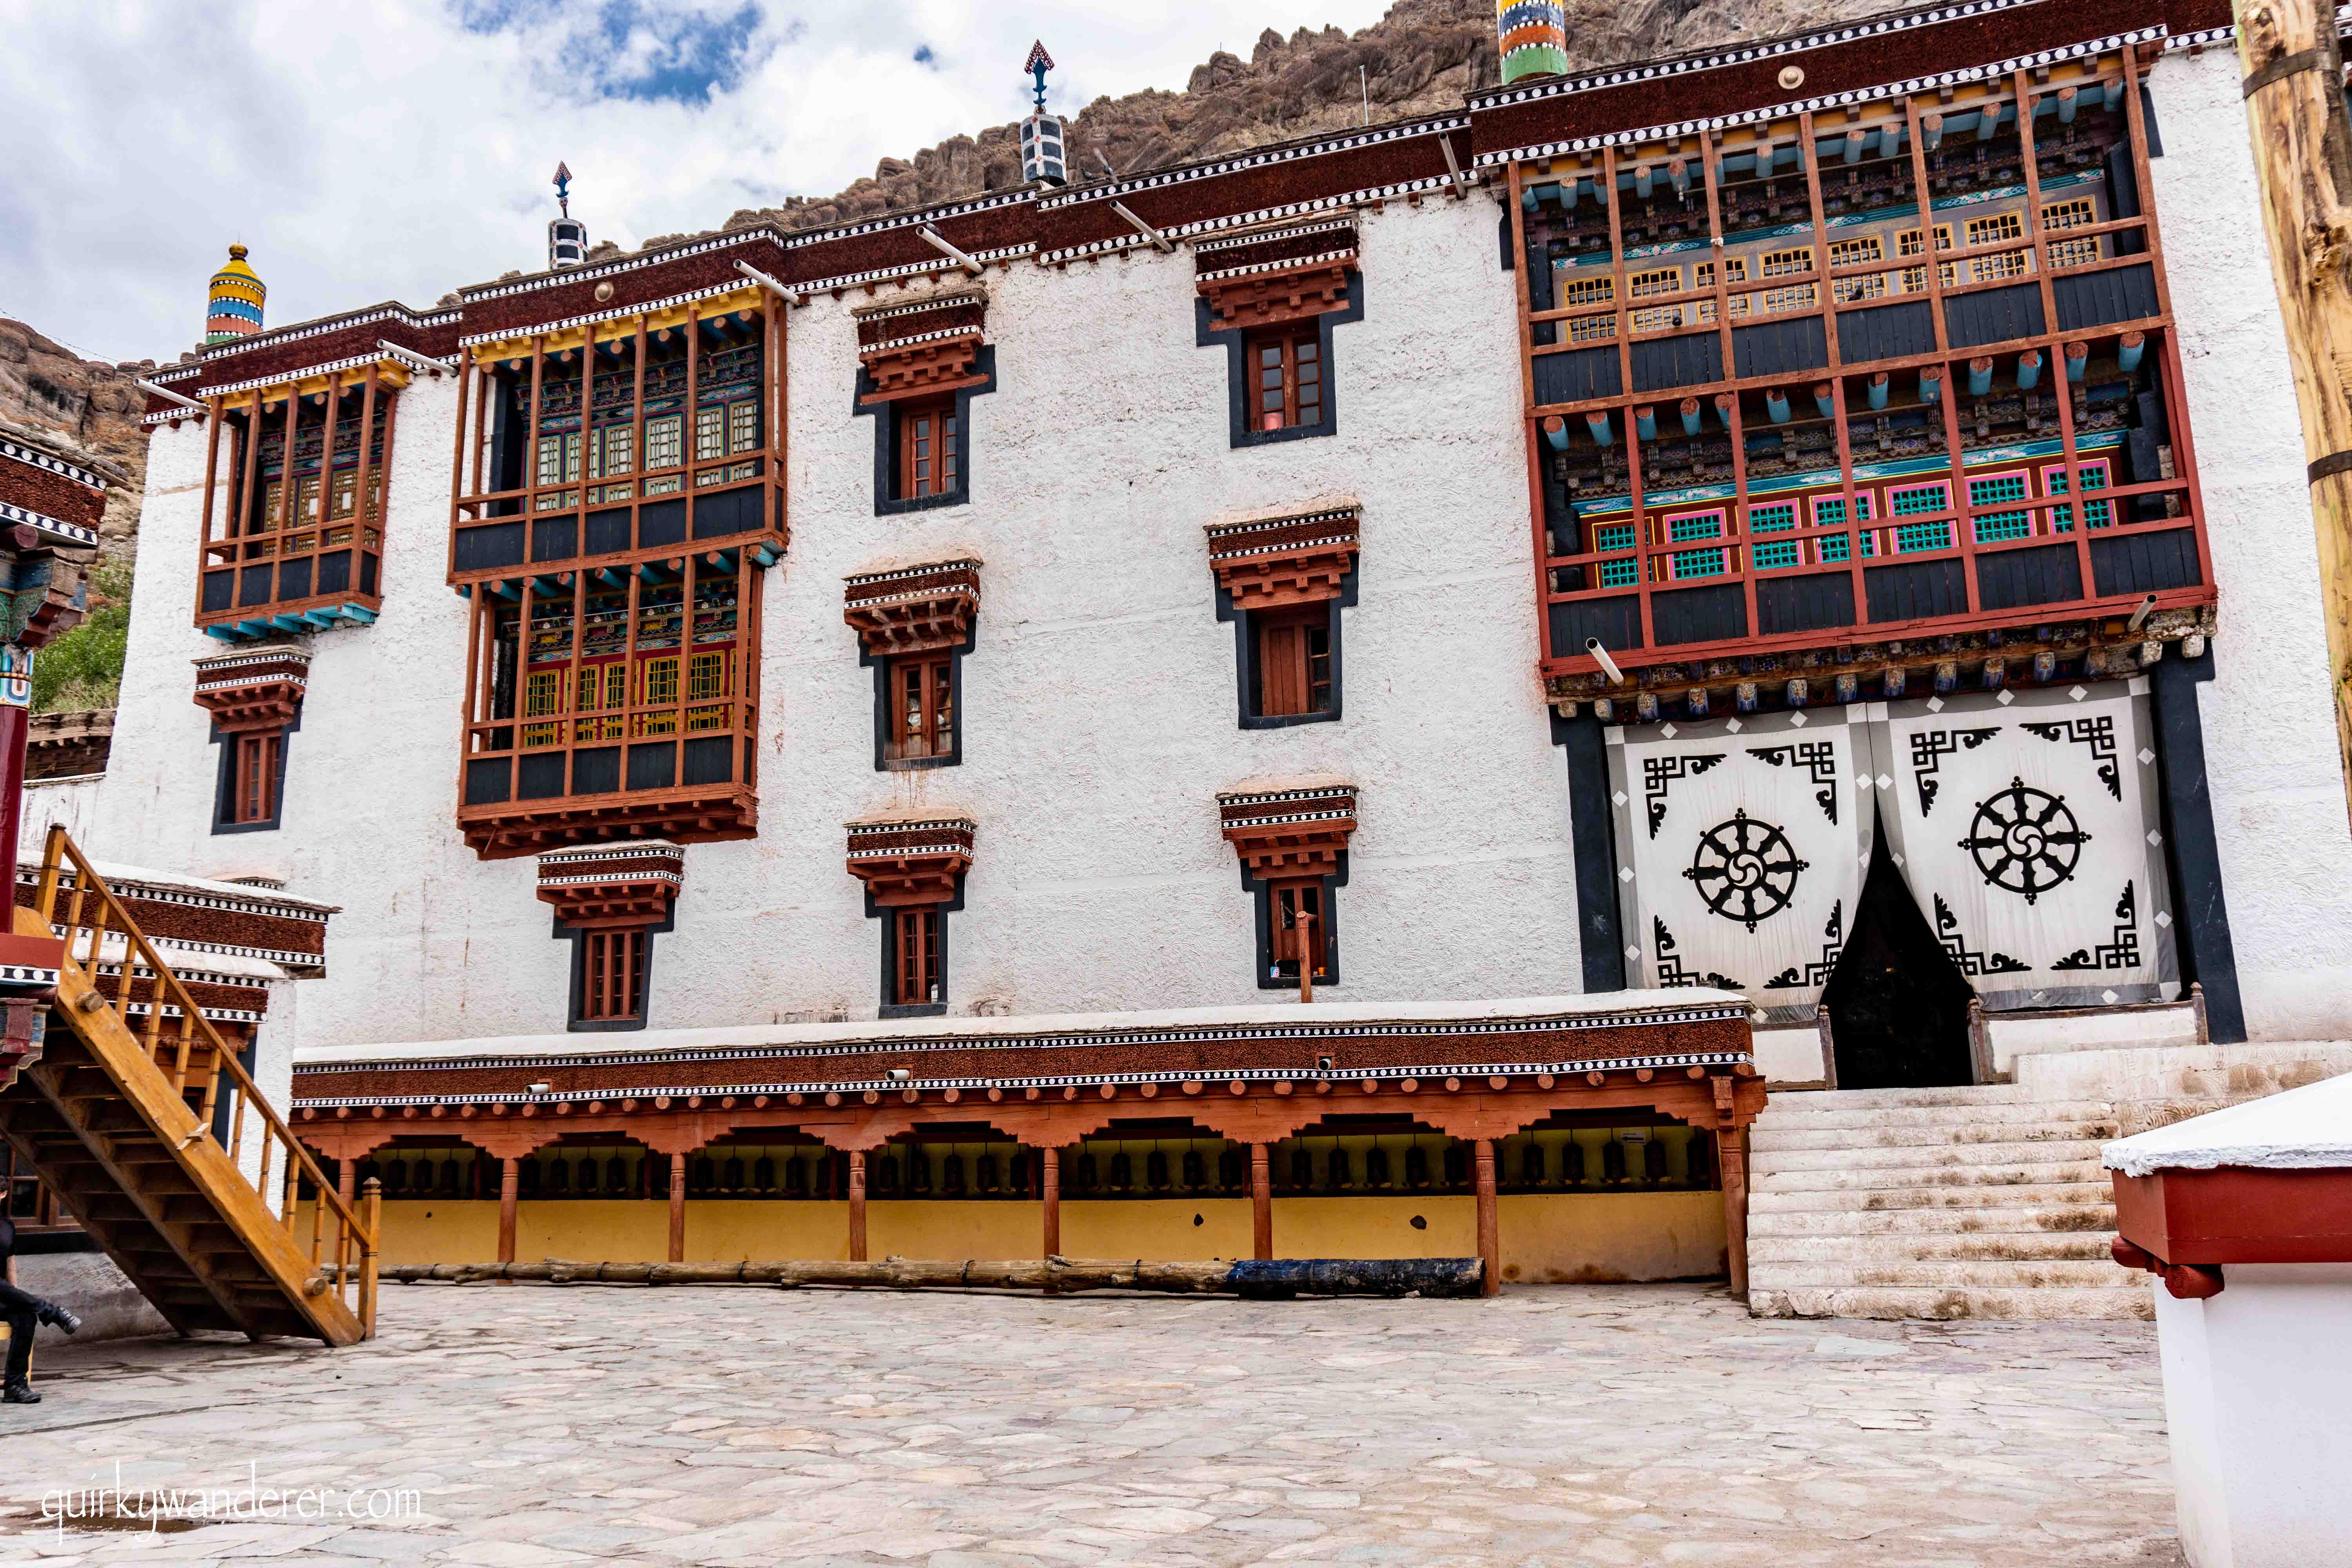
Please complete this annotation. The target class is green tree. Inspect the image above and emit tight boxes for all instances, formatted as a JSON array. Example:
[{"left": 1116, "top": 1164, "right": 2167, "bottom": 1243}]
[{"left": 33, "top": 556, "right": 131, "bottom": 714}]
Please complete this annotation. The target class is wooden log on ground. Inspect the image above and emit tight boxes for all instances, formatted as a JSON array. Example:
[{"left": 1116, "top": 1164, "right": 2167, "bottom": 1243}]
[{"left": 385, "top": 1256, "right": 1485, "bottom": 1296}]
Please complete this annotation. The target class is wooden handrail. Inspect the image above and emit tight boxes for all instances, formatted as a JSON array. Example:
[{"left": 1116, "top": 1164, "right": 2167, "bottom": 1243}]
[{"left": 34, "top": 825, "right": 377, "bottom": 1335}]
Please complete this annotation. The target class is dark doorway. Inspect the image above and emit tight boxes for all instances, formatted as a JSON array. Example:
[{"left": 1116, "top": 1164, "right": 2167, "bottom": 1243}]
[{"left": 1820, "top": 817, "right": 1976, "bottom": 1089}]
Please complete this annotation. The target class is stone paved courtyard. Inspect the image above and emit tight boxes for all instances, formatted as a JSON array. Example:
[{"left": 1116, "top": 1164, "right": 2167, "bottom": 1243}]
[{"left": 0, "top": 1283, "right": 2180, "bottom": 1566}]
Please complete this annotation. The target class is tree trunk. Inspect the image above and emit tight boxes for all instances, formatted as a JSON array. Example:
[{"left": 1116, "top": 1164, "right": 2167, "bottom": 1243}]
[{"left": 2238, "top": 0, "right": 2352, "bottom": 826}]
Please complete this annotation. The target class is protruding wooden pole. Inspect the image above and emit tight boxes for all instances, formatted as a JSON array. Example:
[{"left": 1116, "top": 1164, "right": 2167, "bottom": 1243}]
[
  {"left": 668, "top": 1152, "right": 688, "bottom": 1263},
  {"left": 1473, "top": 1139, "right": 1499, "bottom": 1297},
  {"left": 1298, "top": 913, "right": 1314, "bottom": 1004},
  {"left": 497, "top": 1158, "right": 519, "bottom": 1267},
  {"left": 848, "top": 1150, "right": 868, "bottom": 1262},
  {"left": 358, "top": 1177, "right": 381, "bottom": 1339},
  {"left": 1250, "top": 1143, "right": 1273, "bottom": 1260},
  {"left": 2238, "top": 0, "right": 2352, "bottom": 826}
]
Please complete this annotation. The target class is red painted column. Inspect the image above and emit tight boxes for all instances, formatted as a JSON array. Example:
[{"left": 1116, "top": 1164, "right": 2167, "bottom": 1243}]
[
  {"left": 1474, "top": 1139, "right": 1500, "bottom": 1298},
  {"left": 847, "top": 1150, "right": 868, "bottom": 1262},
  {"left": 668, "top": 1152, "right": 688, "bottom": 1263},
  {"left": 497, "top": 1158, "right": 520, "bottom": 1266},
  {"left": 0, "top": 698, "right": 28, "bottom": 878},
  {"left": 1040, "top": 1145, "right": 1061, "bottom": 1259},
  {"left": 1716, "top": 1125, "right": 1749, "bottom": 1300},
  {"left": 1250, "top": 1143, "right": 1272, "bottom": 1260}
]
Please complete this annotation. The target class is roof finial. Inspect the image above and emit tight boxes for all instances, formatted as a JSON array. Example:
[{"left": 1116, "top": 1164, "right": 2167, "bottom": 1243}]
[
  {"left": 1025, "top": 40, "right": 1054, "bottom": 113},
  {"left": 547, "top": 163, "right": 587, "bottom": 270},
  {"left": 206, "top": 243, "right": 265, "bottom": 345}
]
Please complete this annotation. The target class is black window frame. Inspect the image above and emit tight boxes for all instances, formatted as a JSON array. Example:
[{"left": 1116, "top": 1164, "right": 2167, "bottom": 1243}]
[
  {"left": 1196, "top": 270, "right": 1363, "bottom": 450},
  {"left": 1247, "top": 856, "right": 1346, "bottom": 991},
  {"left": 866, "top": 879, "right": 964, "bottom": 1020},
  {"left": 862, "top": 615, "right": 975, "bottom": 772},
  {"left": 1217, "top": 562, "right": 1355, "bottom": 731},
  {"left": 557, "top": 907, "right": 672, "bottom": 1034},
  {"left": 856, "top": 347, "right": 996, "bottom": 517},
  {"left": 207, "top": 706, "right": 300, "bottom": 836}
]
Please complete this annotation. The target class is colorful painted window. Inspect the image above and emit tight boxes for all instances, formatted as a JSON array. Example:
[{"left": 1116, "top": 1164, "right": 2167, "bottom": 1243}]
[
  {"left": 1888, "top": 483, "right": 1951, "bottom": 553},
  {"left": 1895, "top": 226, "right": 1952, "bottom": 256},
  {"left": 1827, "top": 236, "right": 1884, "bottom": 267},
  {"left": 1813, "top": 494, "right": 1877, "bottom": 561},
  {"left": 1969, "top": 250, "right": 2029, "bottom": 283},
  {"left": 1665, "top": 512, "right": 1725, "bottom": 578},
  {"left": 1694, "top": 257, "right": 1746, "bottom": 289},
  {"left": 1759, "top": 283, "right": 1818, "bottom": 315},
  {"left": 1966, "top": 211, "right": 2025, "bottom": 247},
  {"left": 1833, "top": 272, "right": 1889, "bottom": 303},
  {"left": 1968, "top": 472, "right": 2033, "bottom": 542},
  {"left": 2045, "top": 461, "right": 2112, "bottom": 531},
  {"left": 1627, "top": 266, "right": 1682, "bottom": 298},
  {"left": 1747, "top": 502, "right": 1798, "bottom": 570},
  {"left": 889, "top": 654, "right": 955, "bottom": 758},
  {"left": 1561, "top": 273, "right": 1614, "bottom": 306},
  {"left": 1569, "top": 312, "right": 1618, "bottom": 343},
  {"left": 2043, "top": 196, "right": 2102, "bottom": 267},
  {"left": 1760, "top": 247, "right": 1813, "bottom": 278},
  {"left": 1593, "top": 523, "right": 1639, "bottom": 586},
  {"left": 1270, "top": 880, "right": 1330, "bottom": 983}
]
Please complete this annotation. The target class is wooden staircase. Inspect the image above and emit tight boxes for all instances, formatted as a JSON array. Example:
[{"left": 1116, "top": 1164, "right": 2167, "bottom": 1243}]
[{"left": 0, "top": 828, "right": 374, "bottom": 1344}]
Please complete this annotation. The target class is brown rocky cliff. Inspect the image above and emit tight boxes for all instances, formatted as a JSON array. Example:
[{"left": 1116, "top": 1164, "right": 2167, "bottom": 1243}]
[
  {"left": 705, "top": 0, "right": 1907, "bottom": 241},
  {"left": 0, "top": 318, "right": 151, "bottom": 552}
]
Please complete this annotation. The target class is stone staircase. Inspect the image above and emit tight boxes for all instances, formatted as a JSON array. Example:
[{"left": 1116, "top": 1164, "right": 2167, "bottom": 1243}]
[{"left": 1746, "top": 1083, "right": 2149, "bottom": 1320}]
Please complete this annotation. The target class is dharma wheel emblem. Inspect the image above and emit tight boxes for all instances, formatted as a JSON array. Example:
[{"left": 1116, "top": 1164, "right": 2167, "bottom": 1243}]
[
  {"left": 1684, "top": 808, "right": 1808, "bottom": 931},
  {"left": 1959, "top": 777, "right": 2088, "bottom": 904}
]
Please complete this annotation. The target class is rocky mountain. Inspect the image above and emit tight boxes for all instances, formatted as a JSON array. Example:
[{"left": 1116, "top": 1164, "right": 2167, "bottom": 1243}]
[
  {"left": 0, "top": 318, "right": 150, "bottom": 550},
  {"left": 695, "top": 0, "right": 1908, "bottom": 242}
]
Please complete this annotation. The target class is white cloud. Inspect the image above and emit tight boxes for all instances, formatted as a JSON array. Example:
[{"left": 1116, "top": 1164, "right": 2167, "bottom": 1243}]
[{"left": 0, "top": 0, "right": 1401, "bottom": 365}]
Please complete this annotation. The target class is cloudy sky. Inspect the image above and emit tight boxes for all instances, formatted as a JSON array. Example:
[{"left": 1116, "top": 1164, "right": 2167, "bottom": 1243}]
[{"left": 1, "top": 0, "right": 1398, "bottom": 367}]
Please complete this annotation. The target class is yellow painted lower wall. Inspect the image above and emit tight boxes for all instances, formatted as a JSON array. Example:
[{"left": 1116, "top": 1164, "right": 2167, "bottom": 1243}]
[
  {"left": 869, "top": 1201, "right": 1040, "bottom": 1262},
  {"left": 1062, "top": 1200, "right": 1254, "bottom": 1261},
  {"left": 356, "top": 1201, "right": 499, "bottom": 1267},
  {"left": 1498, "top": 1191, "right": 1726, "bottom": 1283},
  {"left": 691, "top": 1201, "right": 854, "bottom": 1262},
  {"left": 519, "top": 1202, "right": 670, "bottom": 1264},
  {"left": 370, "top": 1191, "right": 1726, "bottom": 1283}
]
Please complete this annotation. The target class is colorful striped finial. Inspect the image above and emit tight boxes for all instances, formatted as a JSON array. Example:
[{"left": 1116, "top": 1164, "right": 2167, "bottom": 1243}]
[
  {"left": 206, "top": 243, "right": 265, "bottom": 345},
  {"left": 1496, "top": 1, "right": 1569, "bottom": 84}
]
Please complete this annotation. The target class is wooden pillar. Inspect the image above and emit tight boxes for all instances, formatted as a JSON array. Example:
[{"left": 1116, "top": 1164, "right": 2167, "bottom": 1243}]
[
  {"left": 2238, "top": 0, "right": 2352, "bottom": 826},
  {"left": 497, "top": 1158, "right": 519, "bottom": 1265},
  {"left": 667, "top": 1152, "right": 687, "bottom": 1263},
  {"left": 1250, "top": 1143, "right": 1272, "bottom": 1260},
  {"left": 337, "top": 1158, "right": 356, "bottom": 1209},
  {"left": 847, "top": 1149, "right": 868, "bottom": 1262},
  {"left": 1473, "top": 1138, "right": 1499, "bottom": 1298},
  {"left": 1716, "top": 1124, "right": 1749, "bottom": 1299},
  {"left": 1040, "top": 1145, "right": 1061, "bottom": 1258}
]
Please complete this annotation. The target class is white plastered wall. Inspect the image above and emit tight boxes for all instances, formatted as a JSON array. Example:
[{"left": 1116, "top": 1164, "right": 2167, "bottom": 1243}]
[
  {"left": 2147, "top": 47, "right": 2352, "bottom": 1041},
  {"left": 93, "top": 194, "right": 1582, "bottom": 1051}
]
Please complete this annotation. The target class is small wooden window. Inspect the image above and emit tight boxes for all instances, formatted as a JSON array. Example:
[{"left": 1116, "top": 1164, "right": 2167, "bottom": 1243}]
[
  {"left": 895, "top": 906, "right": 942, "bottom": 1006},
  {"left": 1255, "top": 606, "right": 1332, "bottom": 718},
  {"left": 898, "top": 398, "right": 960, "bottom": 499},
  {"left": 231, "top": 733, "right": 280, "bottom": 824},
  {"left": 1249, "top": 328, "right": 1323, "bottom": 432},
  {"left": 1270, "top": 880, "right": 1329, "bottom": 982},
  {"left": 889, "top": 654, "right": 954, "bottom": 759},
  {"left": 579, "top": 928, "right": 646, "bottom": 1023}
]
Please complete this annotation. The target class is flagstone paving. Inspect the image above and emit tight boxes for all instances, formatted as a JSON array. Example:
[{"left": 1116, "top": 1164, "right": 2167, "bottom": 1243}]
[{"left": 0, "top": 1282, "right": 2181, "bottom": 1565}]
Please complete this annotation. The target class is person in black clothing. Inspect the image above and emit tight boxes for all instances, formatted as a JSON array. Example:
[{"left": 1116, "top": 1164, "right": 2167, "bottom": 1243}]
[{"left": 0, "top": 1215, "right": 81, "bottom": 1403}]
